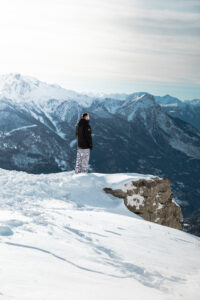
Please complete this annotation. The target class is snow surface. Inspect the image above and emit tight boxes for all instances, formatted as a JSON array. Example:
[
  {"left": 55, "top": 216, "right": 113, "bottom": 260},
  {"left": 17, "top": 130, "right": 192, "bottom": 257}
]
[
  {"left": 160, "top": 104, "right": 178, "bottom": 107},
  {"left": 0, "top": 168, "right": 200, "bottom": 300},
  {"left": 4, "top": 125, "right": 38, "bottom": 136},
  {"left": 126, "top": 194, "right": 145, "bottom": 209}
]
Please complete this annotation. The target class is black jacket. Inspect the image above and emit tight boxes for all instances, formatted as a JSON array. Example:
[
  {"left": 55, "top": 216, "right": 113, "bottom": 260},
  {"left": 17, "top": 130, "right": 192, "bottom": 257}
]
[{"left": 76, "top": 118, "right": 93, "bottom": 149}]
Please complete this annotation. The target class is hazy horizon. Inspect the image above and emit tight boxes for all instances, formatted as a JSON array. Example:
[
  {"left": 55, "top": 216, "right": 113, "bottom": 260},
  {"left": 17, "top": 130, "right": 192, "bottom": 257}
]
[{"left": 0, "top": 0, "right": 199, "bottom": 100}]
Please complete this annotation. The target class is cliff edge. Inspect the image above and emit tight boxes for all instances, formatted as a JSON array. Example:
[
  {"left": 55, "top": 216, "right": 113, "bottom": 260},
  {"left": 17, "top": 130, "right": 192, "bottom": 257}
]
[{"left": 103, "top": 177, "right": 183, "bottom": 230}]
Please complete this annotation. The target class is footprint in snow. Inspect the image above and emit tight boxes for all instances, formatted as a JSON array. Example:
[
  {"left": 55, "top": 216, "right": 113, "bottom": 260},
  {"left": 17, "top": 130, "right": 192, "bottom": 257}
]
[
  {"left": 0, "top": 226, "right": 13, "bottom": 236},
  {"left": 6, "top": 219, "right": 24, "bottom": 227}
]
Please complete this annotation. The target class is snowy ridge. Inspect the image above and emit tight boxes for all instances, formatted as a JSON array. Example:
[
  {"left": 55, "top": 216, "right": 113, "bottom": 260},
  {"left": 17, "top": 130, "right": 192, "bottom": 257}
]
[
  {"left": 0, "top": 168, "right": 200, "bottom": 300},
  {"left": 0, "top": 73, "right": 93, "bottom": 106},
  {"left": 4, "top": 125, "right": 38, "bottom": 136},
  {"left": 114, "top": 94, "right": 200, "bottom": 159},
  {"left": 154, "top": 94, "right": 184, "bottom": 107},
  {"left": 0, "top": 73, "right": 199, "bottom": 108},
  {"left": 84, "top": 91, "right": 128, "bottom": 100},
  {"left": 119, "top": 93, "right": 156, "bottom": 121}
]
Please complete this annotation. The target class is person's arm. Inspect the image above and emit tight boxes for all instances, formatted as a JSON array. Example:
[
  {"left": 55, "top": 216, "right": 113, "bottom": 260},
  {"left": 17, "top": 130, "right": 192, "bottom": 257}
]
[
  {"left": 84, "top": 125, "right": 93, "bottom": 149},
  {"left": 75, "top": 124, "right": 78, "bottom": 138}
]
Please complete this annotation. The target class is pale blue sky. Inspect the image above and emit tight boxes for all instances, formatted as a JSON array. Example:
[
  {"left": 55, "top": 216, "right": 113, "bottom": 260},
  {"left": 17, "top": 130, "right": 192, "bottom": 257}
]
[{"left": 0, "top": 0, "right": 199, "bottom": 100}]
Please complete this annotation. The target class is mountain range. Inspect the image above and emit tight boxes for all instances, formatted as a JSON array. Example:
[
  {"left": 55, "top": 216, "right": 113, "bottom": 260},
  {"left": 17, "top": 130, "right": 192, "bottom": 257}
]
[{"left": 0, "top": 73, "right": 200, "bottom": 235}]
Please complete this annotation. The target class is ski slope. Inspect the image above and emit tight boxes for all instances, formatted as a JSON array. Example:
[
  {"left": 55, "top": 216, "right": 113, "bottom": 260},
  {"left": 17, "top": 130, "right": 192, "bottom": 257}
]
[{"left": 0, "top": 168, "right": 200, "bottom": 300}]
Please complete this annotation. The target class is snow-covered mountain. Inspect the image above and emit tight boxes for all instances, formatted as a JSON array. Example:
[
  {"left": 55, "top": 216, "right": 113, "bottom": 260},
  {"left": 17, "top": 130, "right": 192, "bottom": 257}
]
[
  {"left": 0, "top": 74, "right": 199, "bottom": 165},
  {"left": 154, "top": 94, "right": 200, "bottom": 130},
  {"left": 1, "top": 72, "right": 199, "bottom": 128},
  {"left": 90, "top": 93, "right": 200, "bottom": 159},
  {"left": 0, "top": 73, "right": 200, "bottom": 237},
  {"left": 0, "top": 73, "right": 93, "bottom": 106},
  {"left": 0, "top": 168, "right": 200, "bottom": 300},
  {"left": 154, "top": 94, "right": 185, "bottom": 107}
]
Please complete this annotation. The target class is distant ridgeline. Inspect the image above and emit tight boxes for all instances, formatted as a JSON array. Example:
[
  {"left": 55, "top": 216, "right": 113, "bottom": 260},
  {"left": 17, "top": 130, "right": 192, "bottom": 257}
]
[{"left": 0, "top": 73, "right": 200, "bottom": 236}]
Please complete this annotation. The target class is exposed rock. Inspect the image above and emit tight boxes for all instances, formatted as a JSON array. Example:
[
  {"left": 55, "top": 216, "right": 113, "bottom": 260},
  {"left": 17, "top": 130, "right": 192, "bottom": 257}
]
[{"left": 103, "top": 177, "right": 183, "bottom": 230}]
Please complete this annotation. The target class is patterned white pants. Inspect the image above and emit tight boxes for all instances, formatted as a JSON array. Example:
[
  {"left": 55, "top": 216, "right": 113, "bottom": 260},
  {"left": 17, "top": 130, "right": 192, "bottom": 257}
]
[{"left": 75, "top": 148, "right": 90, "bottom": 174}]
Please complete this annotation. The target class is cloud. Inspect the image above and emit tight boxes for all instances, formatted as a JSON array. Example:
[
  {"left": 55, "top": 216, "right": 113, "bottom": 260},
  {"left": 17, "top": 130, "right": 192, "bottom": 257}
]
[
  {"left": 0, "top": 0, "right": 199, "bottom": 100},
  {"left": 117, "top": 15, "right": 200, "bottom": 37}
]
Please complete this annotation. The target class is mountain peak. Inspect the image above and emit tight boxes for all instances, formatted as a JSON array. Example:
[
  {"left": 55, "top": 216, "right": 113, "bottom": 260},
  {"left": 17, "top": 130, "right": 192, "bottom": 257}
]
[
  {"left": 0, "top": 72, "right": 40, "bottom": 85},
  {"left": 116, "top": 93, "right": 160, "bottom": 123},
  {"left": 7, "top": 72, "right": 21, "bottom": 80},
  {"left": 123, "top": 93, "right": 157, "bottom": 108},
  {"left": 0, "top": 73, "right": 93, "bottom": 106},
  {"left": 125, "top": 91, "right": 152, "bottom": 102},
  {"left": 154, "top": 94, "right": 184, "bottom": 106}
]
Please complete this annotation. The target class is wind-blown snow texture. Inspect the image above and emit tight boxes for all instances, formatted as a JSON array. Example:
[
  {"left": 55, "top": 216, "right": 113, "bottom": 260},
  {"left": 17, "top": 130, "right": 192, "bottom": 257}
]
[{"left": 0, "top": 168, "right": 200, "bottom": 300}]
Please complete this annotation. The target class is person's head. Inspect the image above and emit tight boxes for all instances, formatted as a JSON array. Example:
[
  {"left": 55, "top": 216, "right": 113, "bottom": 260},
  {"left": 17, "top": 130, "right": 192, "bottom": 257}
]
[{"left": 82, "top": 112, "right": 90, "bottom": 120}]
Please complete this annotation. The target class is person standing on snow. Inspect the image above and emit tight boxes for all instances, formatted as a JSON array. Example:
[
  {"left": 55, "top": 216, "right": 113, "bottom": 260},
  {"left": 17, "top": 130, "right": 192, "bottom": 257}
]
[{"left": 75, "top": 112, "right": 93, "bottom": 174}]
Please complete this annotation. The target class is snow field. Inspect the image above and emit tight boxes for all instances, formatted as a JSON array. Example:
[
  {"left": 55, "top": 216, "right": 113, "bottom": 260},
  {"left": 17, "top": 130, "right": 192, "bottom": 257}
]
[{"left": 0, "top": 168, "right": 200, "bottom": 300}]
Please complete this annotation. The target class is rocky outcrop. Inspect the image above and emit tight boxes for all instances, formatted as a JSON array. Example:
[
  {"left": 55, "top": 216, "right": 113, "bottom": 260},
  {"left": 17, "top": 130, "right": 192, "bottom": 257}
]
[{"left": 103, "top": 177, "right": 183, "bottom": 230}]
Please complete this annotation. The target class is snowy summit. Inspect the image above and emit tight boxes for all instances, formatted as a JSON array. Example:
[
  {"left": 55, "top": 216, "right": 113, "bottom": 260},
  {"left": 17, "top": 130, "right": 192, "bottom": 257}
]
[{"left": 0, "top": 73, "right": 93, "bottom": 106}]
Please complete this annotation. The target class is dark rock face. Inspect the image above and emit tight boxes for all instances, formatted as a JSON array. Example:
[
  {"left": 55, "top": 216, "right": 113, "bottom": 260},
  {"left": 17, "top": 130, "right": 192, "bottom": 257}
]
[
  {"left": 183, "top": 210, "right": 200, "bottom": 236},
  {"left": 104, "top": 177, "right": 183, "bottom": 230}
]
